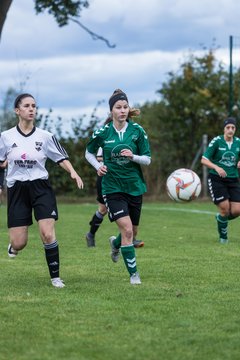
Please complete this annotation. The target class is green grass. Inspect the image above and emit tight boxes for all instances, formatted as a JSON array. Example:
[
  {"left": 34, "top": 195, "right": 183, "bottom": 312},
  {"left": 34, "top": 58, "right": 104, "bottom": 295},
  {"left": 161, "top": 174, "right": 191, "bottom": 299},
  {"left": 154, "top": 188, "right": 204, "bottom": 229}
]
[{"left": 1, "top": 200, "right": 240, "bottom": 360}]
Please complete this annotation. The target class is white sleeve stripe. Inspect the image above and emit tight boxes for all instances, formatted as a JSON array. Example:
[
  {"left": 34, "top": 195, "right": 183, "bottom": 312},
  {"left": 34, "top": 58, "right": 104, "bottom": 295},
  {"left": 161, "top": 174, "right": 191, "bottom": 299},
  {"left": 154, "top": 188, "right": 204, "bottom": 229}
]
[{"left": 52, "top": 136, "right": 68, "bottom": 157}]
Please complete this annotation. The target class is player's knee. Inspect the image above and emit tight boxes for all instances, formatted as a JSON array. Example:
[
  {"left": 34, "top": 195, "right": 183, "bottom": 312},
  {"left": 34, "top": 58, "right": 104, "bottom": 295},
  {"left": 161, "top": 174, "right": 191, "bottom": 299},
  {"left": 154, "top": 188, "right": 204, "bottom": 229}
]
[
  {"left": 98, "top": 204, "right": 107, "bottom": 216},
  {"left": 41, "top": 230, "right": 55, "bottom": 243},
  {"left": 101, "top": 209, "right": 108, "bottom": 216},
  {"left": 219, "top": 206, "right": 230, "bottom": 217},
  {"left": 124, "top": 228, "right": 133, "bottom": 242}
]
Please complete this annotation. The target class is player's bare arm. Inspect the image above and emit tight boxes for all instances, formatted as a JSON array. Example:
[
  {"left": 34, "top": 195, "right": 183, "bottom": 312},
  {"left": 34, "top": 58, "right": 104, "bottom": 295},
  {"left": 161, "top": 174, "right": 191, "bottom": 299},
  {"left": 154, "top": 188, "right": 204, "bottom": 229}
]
[
  {"left": 59, "top": 159, "right": 84, "bottom": 189},
  {"left": 201, "top": 157, "right": 227, "bottom": 178}
]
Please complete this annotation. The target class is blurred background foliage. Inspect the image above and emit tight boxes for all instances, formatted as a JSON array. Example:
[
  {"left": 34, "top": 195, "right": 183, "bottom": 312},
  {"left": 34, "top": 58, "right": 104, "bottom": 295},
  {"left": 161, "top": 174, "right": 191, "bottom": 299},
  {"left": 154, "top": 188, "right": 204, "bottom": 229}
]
[{"left": 1, "top": 47, "right": 240, "bottom": 199}]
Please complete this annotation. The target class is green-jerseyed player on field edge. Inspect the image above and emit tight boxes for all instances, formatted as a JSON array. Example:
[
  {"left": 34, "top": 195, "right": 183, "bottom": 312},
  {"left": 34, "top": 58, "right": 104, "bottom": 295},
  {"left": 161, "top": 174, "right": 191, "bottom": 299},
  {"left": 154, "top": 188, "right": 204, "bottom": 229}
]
[
  {"left": 201, "top": 117, "right": 240, "bottom": 244},
  {"left": 85, "top": 89, "right": 151, "bottom": 285}
]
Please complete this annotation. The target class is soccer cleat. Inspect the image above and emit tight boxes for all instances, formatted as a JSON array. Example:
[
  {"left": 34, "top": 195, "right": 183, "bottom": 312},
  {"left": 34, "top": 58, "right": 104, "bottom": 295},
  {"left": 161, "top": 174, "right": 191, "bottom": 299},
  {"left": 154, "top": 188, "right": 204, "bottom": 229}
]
[
  {"left": 130, "top": 272, "right": 142, "bottom": 285},
  {"left": 219, "top": 238, "right": 229, "bottom": 244},
  {"left": 86, "top": 233, "right": 95, "bottom": 247},
  {"left": 51, "top": 277, "right": 65, "bottom": 288},
  {"left": 8, "top": 244, "right": 18, "bottom": 258},
  {"left": 109, "top": 236, "right": 120, "bottom": 263},
  {"left": 133, "top": 239, "right": 144, "bottom": 248}
]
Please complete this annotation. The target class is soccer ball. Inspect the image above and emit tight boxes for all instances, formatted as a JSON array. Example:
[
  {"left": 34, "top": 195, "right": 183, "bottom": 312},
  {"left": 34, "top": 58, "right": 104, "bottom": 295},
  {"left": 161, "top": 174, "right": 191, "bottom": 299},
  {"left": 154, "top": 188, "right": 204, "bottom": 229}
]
[{"left": 166, "top": 168, "right": 201, "bottom": 202}]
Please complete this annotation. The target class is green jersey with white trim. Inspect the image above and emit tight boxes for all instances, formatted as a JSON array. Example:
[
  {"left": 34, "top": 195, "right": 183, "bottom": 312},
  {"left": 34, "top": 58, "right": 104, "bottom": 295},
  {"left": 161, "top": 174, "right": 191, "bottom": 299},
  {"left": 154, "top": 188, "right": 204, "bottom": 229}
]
[
  {"left": 86, "top": 120, "right": 151, "bottom": 195},
  {"left": 202, "top": 135, "right": 240, "bottom": 178}
]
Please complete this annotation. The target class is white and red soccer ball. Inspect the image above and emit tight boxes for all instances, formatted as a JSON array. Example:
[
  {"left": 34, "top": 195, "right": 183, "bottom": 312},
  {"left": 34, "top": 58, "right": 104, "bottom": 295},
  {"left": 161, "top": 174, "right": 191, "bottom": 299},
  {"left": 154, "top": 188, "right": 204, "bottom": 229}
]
[{"left": 166, "top": 168, "right": 201, "bottom": 202}]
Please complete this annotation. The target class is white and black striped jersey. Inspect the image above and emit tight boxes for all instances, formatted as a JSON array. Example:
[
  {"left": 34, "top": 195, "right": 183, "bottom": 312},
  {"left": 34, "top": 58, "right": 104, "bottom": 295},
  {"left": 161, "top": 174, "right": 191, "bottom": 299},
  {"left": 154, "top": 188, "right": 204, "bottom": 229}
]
[{"left": 0, "top": 125, "right": 69, "bottom": 187}]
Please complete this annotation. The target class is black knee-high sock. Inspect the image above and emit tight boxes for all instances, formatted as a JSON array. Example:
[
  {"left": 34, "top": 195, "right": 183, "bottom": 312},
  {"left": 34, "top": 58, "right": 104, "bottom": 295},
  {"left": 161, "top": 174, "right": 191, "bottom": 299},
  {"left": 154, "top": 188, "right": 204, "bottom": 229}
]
[
  {"left": 44, "top": 240, "right": 60, "bottom": 279},
  {"left": 89, "top": 211, "right": 104, "bottom": 235}
]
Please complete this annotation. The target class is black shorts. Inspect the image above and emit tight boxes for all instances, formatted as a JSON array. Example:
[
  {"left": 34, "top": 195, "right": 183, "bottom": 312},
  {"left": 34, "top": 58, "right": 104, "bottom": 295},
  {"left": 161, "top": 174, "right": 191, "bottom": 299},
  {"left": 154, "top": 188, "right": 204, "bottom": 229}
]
[
  {"left": 7, "top": 179, "right": 58, "bottom": 228},
  {"left": 0, "top": 168, "right": 4, "bottom": 189},
  {"left": 103, "top": 192, "right": 142, "bottom": 225},
  {"left": 208, "top": 173, "right": 240, "bottom": 204},
  {"left": 96, "top": 176, "right": 104, "bottom": 204}
]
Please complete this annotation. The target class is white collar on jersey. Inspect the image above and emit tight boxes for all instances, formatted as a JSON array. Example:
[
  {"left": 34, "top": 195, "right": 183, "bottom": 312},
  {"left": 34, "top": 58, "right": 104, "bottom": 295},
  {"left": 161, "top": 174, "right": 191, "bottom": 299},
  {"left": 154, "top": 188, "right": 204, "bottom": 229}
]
[
  {"left": 113, "top": 122, "right": 128, "bottom": 134},
  {"left": 113, "top": 122, "right": 129, "bottom": 141}
]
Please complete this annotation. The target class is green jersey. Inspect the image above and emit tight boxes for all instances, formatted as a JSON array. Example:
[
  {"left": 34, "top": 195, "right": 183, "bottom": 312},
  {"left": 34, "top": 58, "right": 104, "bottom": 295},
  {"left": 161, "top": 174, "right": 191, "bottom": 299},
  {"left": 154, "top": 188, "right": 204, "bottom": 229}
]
[
  {"left": 203, "top": 135, "right": 240, "bottom": 178},
  {"left": 86, "top": 120, "right": 151, "bottom": 195}
]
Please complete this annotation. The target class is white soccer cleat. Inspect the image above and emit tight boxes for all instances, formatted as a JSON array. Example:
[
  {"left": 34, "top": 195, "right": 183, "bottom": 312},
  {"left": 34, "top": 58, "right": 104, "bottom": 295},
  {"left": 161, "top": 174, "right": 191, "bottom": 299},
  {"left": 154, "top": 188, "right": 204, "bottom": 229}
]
[
  {"left": 219, "top": 238, "right": 228, "bottom": 244},
  {"left": 8, "top": 244, "right": 18, "bottom": 258},
  {"left": 130, "top": 272, "right": 141, "bottom": 285},
  {"left": 51, "top": 277, "right": 65, "bottom": 288}
]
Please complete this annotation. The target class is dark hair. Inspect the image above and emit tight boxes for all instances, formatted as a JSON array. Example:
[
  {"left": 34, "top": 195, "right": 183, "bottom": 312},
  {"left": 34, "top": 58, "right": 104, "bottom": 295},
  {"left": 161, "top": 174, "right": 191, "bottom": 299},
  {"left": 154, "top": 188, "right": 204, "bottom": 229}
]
[
  {"left": 223, "top": 117, "right": 236, "bottom": 128},
  {"left": 104, "top": 89, "right": 140, "bottom": 124},
  {"left": 14, "top": 93, "right": 35, "bottom": 109},
  {"left": 109, "top": 89, "right": 128, "bottom": 111}
]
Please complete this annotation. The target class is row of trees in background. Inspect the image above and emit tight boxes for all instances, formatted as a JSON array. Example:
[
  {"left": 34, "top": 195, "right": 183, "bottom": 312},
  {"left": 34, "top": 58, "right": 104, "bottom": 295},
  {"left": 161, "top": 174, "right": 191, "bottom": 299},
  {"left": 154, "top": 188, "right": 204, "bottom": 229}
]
[
  {"left": 1, "top": 47, "right": 239, "bottom": 199},
  {"left": 139, "top": 47, "right": 239, "bottom": 197}
]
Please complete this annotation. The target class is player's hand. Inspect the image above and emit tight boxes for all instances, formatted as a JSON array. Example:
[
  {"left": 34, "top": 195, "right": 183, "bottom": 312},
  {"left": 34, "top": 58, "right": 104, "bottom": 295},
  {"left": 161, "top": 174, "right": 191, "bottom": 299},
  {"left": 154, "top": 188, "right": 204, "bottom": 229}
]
[
  {"left": 216, "top": 166, "right": 227, "bottom": 178},
  {"left": 120, "top": 149, "right": 133, "bottom": 159},
  {"left": 97, "top": 165, "right": 107, "bottom": 176},
  {"left": 237, "top": 161, "right": 240, "bottom": 168},
  {"left": 70, "top": 171, "right": 84, "bottom": 189},
  {"left": 0, "top": 160, "right": 7, "bottom": 168}
]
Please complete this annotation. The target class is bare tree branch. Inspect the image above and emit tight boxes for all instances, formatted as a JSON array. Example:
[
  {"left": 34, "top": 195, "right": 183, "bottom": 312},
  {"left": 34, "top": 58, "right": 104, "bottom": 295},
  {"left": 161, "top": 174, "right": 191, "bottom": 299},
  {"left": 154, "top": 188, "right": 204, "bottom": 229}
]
[
  {"left": 0, "top": 0, "right": 115, "bottom": 49},
  {"left": 70, "top": 17, "right": 116, "bottom": 48}
]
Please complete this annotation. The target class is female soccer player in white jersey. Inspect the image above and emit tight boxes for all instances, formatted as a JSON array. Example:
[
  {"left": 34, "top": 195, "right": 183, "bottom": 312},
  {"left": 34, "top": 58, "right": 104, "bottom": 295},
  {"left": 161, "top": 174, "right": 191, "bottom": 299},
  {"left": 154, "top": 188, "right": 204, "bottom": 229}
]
[
  {"left": 0, "top": 93, "right": 84, "bottom": 288},
  {"left": 85, "top": 89, "right": 151, "bottom": 285}
]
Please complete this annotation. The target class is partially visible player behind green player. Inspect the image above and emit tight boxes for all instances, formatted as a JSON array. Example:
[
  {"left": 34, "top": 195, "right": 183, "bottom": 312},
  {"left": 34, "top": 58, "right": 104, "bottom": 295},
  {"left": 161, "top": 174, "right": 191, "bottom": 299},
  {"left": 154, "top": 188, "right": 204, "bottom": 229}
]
[
  {"left": 85, "top": 89, "right": 151, "bottom": 285},
  {"left": 201, "top": 117, "right": 240, "bottom": 243},
  {"left": 0, "top": 160, "right": 7, "bottom": 203}
]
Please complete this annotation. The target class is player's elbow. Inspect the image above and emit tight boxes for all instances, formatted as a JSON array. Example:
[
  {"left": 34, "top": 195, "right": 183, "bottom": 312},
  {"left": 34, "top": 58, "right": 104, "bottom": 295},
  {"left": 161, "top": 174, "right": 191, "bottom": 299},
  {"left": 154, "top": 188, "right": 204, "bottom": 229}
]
[{"left": 201, "top": 157, "right": 206, "bottom": 165}]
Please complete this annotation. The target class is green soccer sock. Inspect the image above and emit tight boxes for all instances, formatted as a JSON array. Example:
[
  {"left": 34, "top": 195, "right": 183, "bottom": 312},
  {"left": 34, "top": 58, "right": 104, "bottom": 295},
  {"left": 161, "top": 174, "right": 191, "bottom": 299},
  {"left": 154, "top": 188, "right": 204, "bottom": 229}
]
[
  {"left": 121, "top": 244, "right": 137, "bottom": 275},
  {"left": 216, "top": 214, "right": 228, "bottom": 240},
  {"left": 113, "top": 234, "right": 139, "bottom": 248},
  {"left": 113, "top": 234, "right": 121, "bottom": 249}
]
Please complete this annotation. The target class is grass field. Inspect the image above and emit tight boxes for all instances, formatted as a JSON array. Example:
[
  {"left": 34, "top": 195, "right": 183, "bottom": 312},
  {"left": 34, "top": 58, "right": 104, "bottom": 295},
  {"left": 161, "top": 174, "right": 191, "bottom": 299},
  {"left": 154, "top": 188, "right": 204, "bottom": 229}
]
[{"left": 1, "top": 200, "right": 240, "bottom": 360}]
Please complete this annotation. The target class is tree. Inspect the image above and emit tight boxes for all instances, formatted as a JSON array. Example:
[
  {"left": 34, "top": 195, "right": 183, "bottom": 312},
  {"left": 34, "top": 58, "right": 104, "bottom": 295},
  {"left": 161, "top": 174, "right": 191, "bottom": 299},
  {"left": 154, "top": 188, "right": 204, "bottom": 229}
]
[
  {"left": 0, "top": 87, "right": 18, "bottom": 131},
  {"left": 139, "top": 48, "right": 238, "bottom": 198},
  {"left": 0, "top": 0, "right": 12, "bottom": 40},
  {"left": 39, "top": 101, "right": 103, "bottom": 197},
  {"left": 2, "top": 48, "right": 240, "bottom": 199},
  {"left": 0, "top": 0, "right": 115, "bottom": 47}
]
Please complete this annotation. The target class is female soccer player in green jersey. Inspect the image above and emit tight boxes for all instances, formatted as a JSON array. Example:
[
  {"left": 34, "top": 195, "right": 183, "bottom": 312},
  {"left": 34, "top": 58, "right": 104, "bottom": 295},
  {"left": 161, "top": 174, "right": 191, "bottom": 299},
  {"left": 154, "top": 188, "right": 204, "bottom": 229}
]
[
  {"left": 85, "top": 147, "right": 145, "bottom": 249},
  {"left": 201, "top": 117, "right": 240, "bottom": 243},
  {"left": 0, "top": 93, "right": 84, "bottom": 288},
  {"left": 85, "top": 89, "right": 151, "bottom": 285}
]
